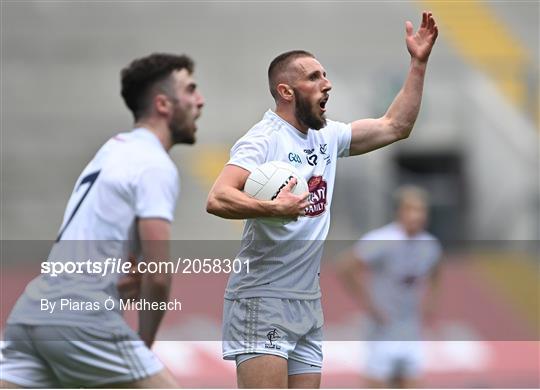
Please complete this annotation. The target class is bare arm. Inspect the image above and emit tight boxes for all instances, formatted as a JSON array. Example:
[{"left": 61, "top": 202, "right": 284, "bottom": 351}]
[
  {"left": 335, "top": 248, "right": 387, "bottom": 324},
  {"left": 423, "top": 259, "right": 442, "bottom": 324},
  {"left": 349, "top": 11, "right": 438, "bottom": 156},
  {"left": 206, "top": 164, "right": 309, "bottom": 219},
  {"left": 137, "top": 218, "right": 172, "bottom": 348}
]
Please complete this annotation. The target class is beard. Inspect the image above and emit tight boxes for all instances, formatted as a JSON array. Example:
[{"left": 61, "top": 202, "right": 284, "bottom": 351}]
[
  {"left": 168, "top": 103, "right": 196, "bottom": 145},
  {"left": 293, "top": 88, "right": 326, "bottom": 130}
]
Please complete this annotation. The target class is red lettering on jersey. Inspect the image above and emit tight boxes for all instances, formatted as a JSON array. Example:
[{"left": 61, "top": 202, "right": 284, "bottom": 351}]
[{"left": 306, "top": 176, "right": 327, "bottom": 217}]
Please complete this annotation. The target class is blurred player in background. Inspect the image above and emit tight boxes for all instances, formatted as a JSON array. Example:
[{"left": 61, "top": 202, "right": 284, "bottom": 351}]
[
  {"left": 207, "top": 12, "right": 438, "bottom": 389},
  {"left": 337, "top": 186, "right": 442, "bottom": 388},
  {"left": 0, "top": 53, "right": 204, "bottom": 388}
]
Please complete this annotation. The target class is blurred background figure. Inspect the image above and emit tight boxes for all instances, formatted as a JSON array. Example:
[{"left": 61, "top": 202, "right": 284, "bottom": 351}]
[
  {"left": 1, "top": 1, "right": 538, "bottom": 387},
  {"left": 337, "top": 186, "right": 442, "bottom": 388}
]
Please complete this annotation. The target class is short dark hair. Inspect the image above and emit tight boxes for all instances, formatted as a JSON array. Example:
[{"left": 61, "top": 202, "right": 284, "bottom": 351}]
[
  {"left": 268, "top": 50, "right": 315, "bottom": 100},
  {"left": 121, "top": 53, "right": 194, "bottom": 121}
]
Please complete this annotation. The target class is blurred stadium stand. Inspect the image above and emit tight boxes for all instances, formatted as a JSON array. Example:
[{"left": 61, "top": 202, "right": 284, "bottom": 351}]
[
  {"left": 2, "top": 1, "right": 537, "bottom": 241},
  {"left": 1, "top": 1, "right": 538, "bottom": 387}
]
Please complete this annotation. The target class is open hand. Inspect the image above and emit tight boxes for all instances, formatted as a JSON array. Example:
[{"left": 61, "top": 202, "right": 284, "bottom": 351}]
[{"left": 406, "top": 11, "right": 438, "bottom": 63}]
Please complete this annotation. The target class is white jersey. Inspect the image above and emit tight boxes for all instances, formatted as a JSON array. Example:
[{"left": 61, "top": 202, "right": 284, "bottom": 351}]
[
  {"left": 225, "top": 109, "right": 351, "bottom": 300},
  {"left": 8, "top": 128, "right": 179, "bottom": 328},
  {"left": 354, "top": 222, "right": 442, "bottom": 339}
]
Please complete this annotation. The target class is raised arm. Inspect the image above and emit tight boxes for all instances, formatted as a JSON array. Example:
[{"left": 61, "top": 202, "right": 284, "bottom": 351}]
[
  {"left": 349, "top": 11, "right": 438, "bottom": 156},
  {"left": 206, "top": 164, "right": 309, "bottom": 219}
]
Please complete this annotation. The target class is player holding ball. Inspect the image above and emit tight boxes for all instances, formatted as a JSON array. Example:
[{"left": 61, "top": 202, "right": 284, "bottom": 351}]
[{"left": 207, "top": 11, "right": 438, "bottom": 389}]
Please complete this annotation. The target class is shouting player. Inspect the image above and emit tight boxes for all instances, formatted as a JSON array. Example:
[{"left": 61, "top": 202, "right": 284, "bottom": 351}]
[
  {"left": 1, "top": 53, "right": 204, "bottom": 388},
  {"left": 207, "top": 12, "right": 438, "bottom": 389}
]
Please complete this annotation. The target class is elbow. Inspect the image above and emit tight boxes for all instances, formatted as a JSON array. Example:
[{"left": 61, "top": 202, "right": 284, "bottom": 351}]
[
  {"left": 398, "top": 127, "right": 413, "bottom": 140},
  {"left": 206, "top": 194, "right": 218, "bottom": 215},
  {"left": 206, "top": 190, "right": 223, "bottom": 216},
  {"left": 206, "top": 185, "right": 240, "bottom": 219},
  {"left": 386, "top": 116, "right": 414, "bottom": 140}
]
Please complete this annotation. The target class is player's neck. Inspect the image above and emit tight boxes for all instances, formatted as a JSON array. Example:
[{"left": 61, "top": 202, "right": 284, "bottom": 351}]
[
  {"left": 134, "top": 120, "right": 173, "bottom": 151},
  {"left": 274, "top": 106, "right": 309, "bottom": 134},
  {"left": 397, "top": 221, "right": 420, "bottom": 238}
]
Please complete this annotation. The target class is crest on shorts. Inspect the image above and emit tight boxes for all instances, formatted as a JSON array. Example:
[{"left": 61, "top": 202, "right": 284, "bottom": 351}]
[{"left": 265, "top": 328, "right": 281, "bottom": 350}]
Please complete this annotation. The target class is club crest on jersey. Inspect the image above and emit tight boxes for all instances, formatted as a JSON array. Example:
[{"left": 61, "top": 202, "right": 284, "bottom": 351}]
[
  {"left": 306, "top": 176, "right": 327, "bottom": 217},
  {"left": 319, "top": 144, "right": 327, "bottom": 154}
]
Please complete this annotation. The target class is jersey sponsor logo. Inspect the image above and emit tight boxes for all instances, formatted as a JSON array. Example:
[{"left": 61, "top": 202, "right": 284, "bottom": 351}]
[
  {"left": 306, "top": 176, "right": 327, "bottom": 217},
  {"left": 288, "top": 152, "right": 302, "bottom": 164},
  {"left": 307, "top": 154, "right": 318, "bottom": 166},
  {"left": 303, "top": 148, "right": 314, "bottom": 155},
  {"left": 319, "top": 143, "right": 327, "bottom": 154},
  {"left": 265, "top": 328, "right": 281, "bottom": 350}
]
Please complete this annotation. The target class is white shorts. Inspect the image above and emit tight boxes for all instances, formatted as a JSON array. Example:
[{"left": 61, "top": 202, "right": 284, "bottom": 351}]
[
  {"left": 0, "top": 323, "right": 164, "bottom": 388},
  {"left": 222, "top": 297, "right": 323, "bottom": 373},
  {"left": 365, "top": 341, "right": 424, "bottom": 381}
]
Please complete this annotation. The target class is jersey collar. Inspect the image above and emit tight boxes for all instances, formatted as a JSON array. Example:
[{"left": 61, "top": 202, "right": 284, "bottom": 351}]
[
  {"left": 132, "top": 127, "right": 166, "bottom": 151},
  {"left": 392, "top": 222, "right": 425, "bottom": 240},
  {"left": 265, "top": 109, "right": 309, "bottom": 140}
]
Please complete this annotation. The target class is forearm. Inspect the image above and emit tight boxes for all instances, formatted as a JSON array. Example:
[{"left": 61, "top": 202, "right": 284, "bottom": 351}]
[
  {"left": 337, "top": 258, "right": 375, "bottom": 310},
  {"left": 138, "top": 273, "right": 171, "bottom": 348},
  {"left": 206, "top": 186, "right": 276, "bottom": 219},
  {"left": 384, "top": 58, "right": 427, "bottom": 138},
  {"left": 136, "top": 222, "right": 171, "bottom": 348},
  {"left": 425, "top": 266, "right": 441, "bottom": 309}
]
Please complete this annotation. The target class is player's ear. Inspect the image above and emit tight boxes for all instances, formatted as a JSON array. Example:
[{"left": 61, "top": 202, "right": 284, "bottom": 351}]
[
  {"left": 154, "top": 94, "right": 171, "bottom": 116},
  {"left": 276, "top": 83, "right": 294, "bottom": 102}
]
